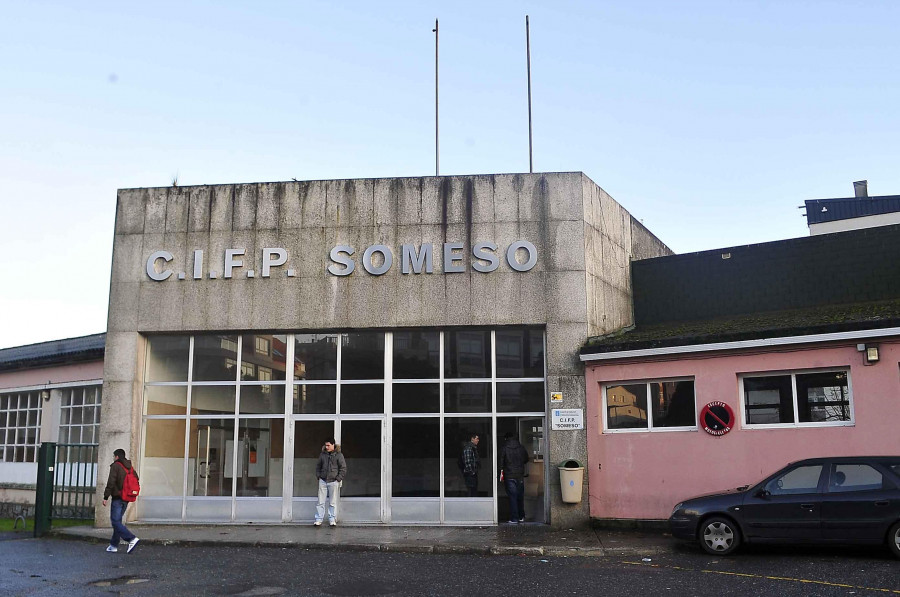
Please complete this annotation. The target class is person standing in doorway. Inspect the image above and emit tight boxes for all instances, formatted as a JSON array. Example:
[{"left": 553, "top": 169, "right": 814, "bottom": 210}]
[
  {"left": 101, "top": 448, "right": 140, "bottom": 553},
  {"left": 500, "top": 432, "right": 530, "bottom": 523},
  {"left": 460, "top": 433, "right": 481, "bottom": 497},
  {"left": 314, "top": 438, "right": 346, "bottom": 527}
]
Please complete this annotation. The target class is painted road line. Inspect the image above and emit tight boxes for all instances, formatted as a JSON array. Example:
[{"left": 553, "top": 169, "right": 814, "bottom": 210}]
[{"left": 622, "top": 561, "right": 900, "bottom": 595}]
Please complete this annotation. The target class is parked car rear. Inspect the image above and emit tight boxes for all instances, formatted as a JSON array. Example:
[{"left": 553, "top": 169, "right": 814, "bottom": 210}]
[{"left": 669, "top": 456, "right": 900, "bottom": 558}]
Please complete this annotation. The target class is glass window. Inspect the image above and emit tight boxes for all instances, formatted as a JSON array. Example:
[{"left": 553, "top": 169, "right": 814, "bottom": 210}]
[
  {"left": 190, "top": 386, "right": 236, "bottom": 416},
  {"left": 341, "top": 384, "right": 384, "bottom": 414},
  {"left": 606, "top": 384, "right": 649, "bottom": 430},
  {"left": 292, "top": 385, "right": 336, "bottom": 414},
  {"left": 236, "top": 418, "right": 284, "bottom": 497},
  {"left": 293, "top": 420, "right": 335, "bottom": 497},
  {"left": 239, "top": 384, "right": 285, "bottom": 415},
  {"left": 496, "top": 382, "right": 544, "bottom": 413},
  {"left": 444, "top": 383, "right": 491, "bottom": 413},
  {"left": 650, "top": 381, "right": 696, "bottom": 428},
  {"left": 496, "top": 328, "right": 544, "bottom": 378},
  {"left": 143, "top": 419, "right": 187, "bottom": 496},
  {"left": 393, "top": 383, "right": 439, "bottom": 414},
  {"left": 796, "top": 372, "right": 850, "bottom": 423},
  {"left": 393, "top": 331, "right": 440, "bottom": 379},
  {"left": 743, "top": 370, "right": 851, "bottom": 427},
  {"left": 829, "top": 464, "right": 884, "bottom": 493},
  {"left": 340, "top": 420, "right": 381, "bottom": 498},
  {"left": 392, "top": 418, "right": 439, "bottom": 497},
  {"left": 443, "top": 417, "right": 492, "bottom": 497},
  {"left": 765, "top": 465, "right": 823, "bottom": 495},
  {"left": 445, "top": 330, "right": 491, "bottom": 379},
  {"left": 59, "top": 386, "right": 102, "bottom": 445},
  {"left": 189, "top": 419, "right": 235, "bottom": 497},
  {"left": 293, "top": 334, "right": 337, "bottom": 380},
  {"left": 143, "top": 386, "right": 187, "bottom": 416},
  {"left": 341, "top": 333, "right": 385, "bottom": 380},
  {"left": 145, "top": 335, "right": 190, "bottom": 382},
  {"left": 0, "top": 391, "right": 41, "bottom": 462},
  {"left": 193, "top": 335, "right": 238, "bottom": 382},
  {"left": 239, "top": 335, "right": 287, "bottom": 382}
]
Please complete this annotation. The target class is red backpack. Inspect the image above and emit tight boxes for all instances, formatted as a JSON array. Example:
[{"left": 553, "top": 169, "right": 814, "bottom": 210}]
[{"left": 117, "top": 461, "right": 141, "bottom": 502}]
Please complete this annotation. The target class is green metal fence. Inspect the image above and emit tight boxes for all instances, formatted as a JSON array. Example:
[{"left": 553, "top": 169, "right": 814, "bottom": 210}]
[{"left": 34, "top": 442, "right": 98, "bottom": 536}]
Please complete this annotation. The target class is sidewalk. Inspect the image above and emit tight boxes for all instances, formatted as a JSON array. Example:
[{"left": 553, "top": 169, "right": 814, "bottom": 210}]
[{"left": 52, "top": 523, "right": 675, "bottom": 558}]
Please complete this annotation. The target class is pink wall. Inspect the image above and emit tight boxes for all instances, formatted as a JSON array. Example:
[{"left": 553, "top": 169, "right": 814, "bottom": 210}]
[
  {"left": 585, "top": 340, "right": 900, "bottom": 520},
  {"left": 0, "top": 361, "right": 104, "bottom": 390}
]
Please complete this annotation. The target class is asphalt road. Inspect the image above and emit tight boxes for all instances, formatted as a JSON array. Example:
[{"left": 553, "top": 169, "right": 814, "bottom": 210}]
[{"left": 1, "top": 535, "right": 897, "bottom": 596}]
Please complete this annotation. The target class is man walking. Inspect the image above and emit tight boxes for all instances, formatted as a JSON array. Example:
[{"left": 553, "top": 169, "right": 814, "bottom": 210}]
[
  {"left": 460, "top": 433, "right": 481, "bottom": 497},
  {"left": 314, "top": 438, "right": 346, "bottom": 527},
  {"left": 499, "top": 432, "right": 530, "bottom": 523},
  {"left": 102, "top": 448, "right": 140, "bottom": 553}
]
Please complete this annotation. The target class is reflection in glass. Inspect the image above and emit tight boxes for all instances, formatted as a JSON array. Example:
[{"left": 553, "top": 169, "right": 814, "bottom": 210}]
[
  {"left": 649, "top": 381, "right": 696, "bottom": 427},
  {"left": 236, "top": 418, "right": 284, "bottom": 497},
  {"left": 393, "top": 331, "right": 440, "bottom": 379},
  {"left": 765, "top": 465, "right": 823, "bottom": 495},
  {"left": 443, "top": 417, "right": 492, "bottom": 497},
  {"left": 189, "top": 418, "right": 235, "bottom": 497},
  {"left": 294, "top": 334, "right": 338, "bottom": 380},
  {"left": 496, "top": 382, "right": 544, "bottom": 413},
  {"left": 294, "top": 420, "right": 335, "bottom": 497},
  {"left": 193, "top": 335, "right": 238, "bottom": 382},
  {"left": 445, "top": 330, "right": 491, "bottom": 378},
  {"left": 444, "top": 383, "right": 491, "bottom": 413},
  {"left": 145, "top": 336, "right": 190, "bottom": 382},
  {"left": 239, "top": 335, "right": 287, "bottom": 381},
  {"left": 292, "top": 385, "right": 336, "bottom": 414},
  {"left": 393, "top": 384, "right": 439, "bottom": 413},
  {"left": 392, "top": 418, "right": 439, "bottom": 497},
  {"left": 190, "top": 386, "right": 236, "bottom": 416},
  {"left": 606, "top": 384, "right": 648, "bottom": 429},
  {"left": 341, "top": 384, "right": 384, "bottom": 414},
  {"left": 340, "top": 420, "right": 381, "bottom": 498},
  {"left": 239, "top": 385, "right": 285, "bottom": 415},
  {"left": 342, "top": 333, "right": 385, "bottom": 380},
  {"left": 796, "top": 371, "right": 850, "bottom": 423},
  {"left": 744, "top": 376, "right": 793, "bottom": 424},
  {"left": 143, "top": 386, "right": 187, "bottom": 416},
  {"left": 141, "top": 419, "right": 186, "bottom": 496},
  {"left": 496, "top": 328, "right": 544, "bottom": 378}
]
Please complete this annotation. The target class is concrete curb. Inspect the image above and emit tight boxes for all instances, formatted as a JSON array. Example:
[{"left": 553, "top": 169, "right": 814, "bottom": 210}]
[{"left": 49, "top": 528, "right": 675, "bottom": 558}]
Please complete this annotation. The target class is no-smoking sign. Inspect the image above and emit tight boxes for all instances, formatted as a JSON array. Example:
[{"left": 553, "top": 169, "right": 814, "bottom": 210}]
[{"left": 699, "top": 401, "right": 735, "bottom": 436}]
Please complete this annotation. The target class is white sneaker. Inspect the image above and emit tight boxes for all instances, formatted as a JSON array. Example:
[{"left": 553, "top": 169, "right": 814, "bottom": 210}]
[
  {"left": 314, "top": 521, "right": 322, "bottom": 526},
  {"left": 126, "top": 537, "right": 140, "bottom": 554},
  {"left": 329, "top": 520, "right": 336, "bottom": 527},
  {"left": 106, "top": 545, "right": 118, "bottom": 553}
]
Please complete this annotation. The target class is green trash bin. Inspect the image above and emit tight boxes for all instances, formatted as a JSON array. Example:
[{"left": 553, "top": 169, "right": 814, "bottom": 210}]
[{"left": 558, "top": 459, "right": 584, "bottom": 503}]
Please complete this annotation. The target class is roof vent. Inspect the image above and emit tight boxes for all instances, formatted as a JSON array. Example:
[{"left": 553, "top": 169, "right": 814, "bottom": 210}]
[{"left": 853, "top": 180, "right": 868, "bottom": 198}]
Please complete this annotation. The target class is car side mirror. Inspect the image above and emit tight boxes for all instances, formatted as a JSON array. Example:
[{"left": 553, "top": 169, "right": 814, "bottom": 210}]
[{"left": 754, "top": 488, "right": 770, "bottom": 499}]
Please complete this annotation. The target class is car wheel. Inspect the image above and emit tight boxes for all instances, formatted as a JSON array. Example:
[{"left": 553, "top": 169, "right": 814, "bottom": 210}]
[
  {"left": 700, "top": 516, "right": 741, "bottom": 555},
  {"left": 889, "top": 521, "right": 900, "bottom": 559}
]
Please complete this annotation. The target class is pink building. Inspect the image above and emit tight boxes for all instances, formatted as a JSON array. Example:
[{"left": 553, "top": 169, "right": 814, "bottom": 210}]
[{"left": 581, "top": 224, "right": 900, "bottom": 522}]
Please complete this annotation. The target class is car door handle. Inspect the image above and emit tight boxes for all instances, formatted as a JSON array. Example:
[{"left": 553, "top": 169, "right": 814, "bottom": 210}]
[
  {"left": 874, "top": 500, "right": 890, "bottom": 507},
  {"left": 800, "top": 503, "right": 815, "bottom": 510}
]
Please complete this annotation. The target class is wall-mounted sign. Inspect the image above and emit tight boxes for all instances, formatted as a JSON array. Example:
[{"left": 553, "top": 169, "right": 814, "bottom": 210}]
[
  {"left": 550, "top": 392, "right": 563, "bottom": 403},
  {"left": 144, "top": 241, "right": 538, "bottom": 281},
  {"left": 551, "top": 409, "right": 583, "bottom": 430},
  {"left": 699, "top": 401, "right": 735, "bottom": 436}
]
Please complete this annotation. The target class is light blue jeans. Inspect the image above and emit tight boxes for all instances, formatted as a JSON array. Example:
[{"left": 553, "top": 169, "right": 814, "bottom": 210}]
[
  {"left": 109, "top": 498, "right": 136, "bottom": 546},
  {"left": 315, "top": 479, "right": 339, "bottom": 523}
]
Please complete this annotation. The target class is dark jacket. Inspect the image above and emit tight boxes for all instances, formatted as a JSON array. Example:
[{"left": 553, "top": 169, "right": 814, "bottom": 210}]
[
  {"left": 104, "top": 457, "right": 139, "bottom": 500},
  {"left": 316, "top": 448, "right": 347, "bottom": 483},
  {"left": 461, "top": 441, "right": 480, "bottom": 476},
  {"left": 499, "top": 438, "right": 530, "bottom": 480}
]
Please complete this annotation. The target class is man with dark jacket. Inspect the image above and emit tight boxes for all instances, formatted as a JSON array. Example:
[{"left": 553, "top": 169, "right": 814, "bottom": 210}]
[
  {"left": 499, "top": 432, "right": 530, "bottom": 523},
  {"left": 314, "top": 438, "right": 347, "bottom": 526},
  {"left": 460, "top": 434, "right": 481, "bottom": 496},
  {"left": 102, "top": 448, "right": 140, "bottom": 553}
]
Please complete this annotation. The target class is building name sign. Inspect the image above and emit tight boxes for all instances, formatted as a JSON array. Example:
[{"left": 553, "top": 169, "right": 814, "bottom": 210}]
[
  {"left": 145, "top": 241, "right": 538, "bottom": 281},
  {"left": 551, "top": 409, "right": 584, "bottom": 430}
]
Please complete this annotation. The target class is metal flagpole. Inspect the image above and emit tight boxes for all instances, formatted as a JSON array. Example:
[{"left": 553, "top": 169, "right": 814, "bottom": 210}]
[
  {"left": 526, "top": 15, "right": 534, "bottom": 174},
  {"left": 433, "top": 19, "right": 439, "bottom": 176}
]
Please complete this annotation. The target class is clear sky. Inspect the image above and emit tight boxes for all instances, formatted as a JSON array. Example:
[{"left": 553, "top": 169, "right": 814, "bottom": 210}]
[{"left": 2, "top": 1, "right": 899, "bottom": 349}]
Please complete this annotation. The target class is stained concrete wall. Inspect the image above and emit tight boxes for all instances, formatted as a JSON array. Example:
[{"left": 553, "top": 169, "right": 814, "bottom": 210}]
[{"left": 98, "top": 171, "right": 670, "bottom": 527}]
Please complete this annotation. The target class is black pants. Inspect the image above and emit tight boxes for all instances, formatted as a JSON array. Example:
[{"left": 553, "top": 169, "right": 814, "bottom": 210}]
[{"left": 464, "top": 474, "right": 478, "bottom": 496}]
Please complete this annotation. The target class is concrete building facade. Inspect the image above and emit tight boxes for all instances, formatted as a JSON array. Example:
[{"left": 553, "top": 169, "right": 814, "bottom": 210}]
[{"left": 98, "top": 172, "right": 670, "bottom": 527}]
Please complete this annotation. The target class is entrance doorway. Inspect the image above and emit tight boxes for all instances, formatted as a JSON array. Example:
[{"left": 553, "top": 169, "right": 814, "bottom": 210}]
[{"left": 497, "top": 416, "right": 545, "bottom": 524}]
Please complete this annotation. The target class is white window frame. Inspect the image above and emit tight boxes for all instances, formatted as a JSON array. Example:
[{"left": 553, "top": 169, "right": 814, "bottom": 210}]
[
  {"left": 739, "top": 367, "right": 854, "bottom": 430},
  {"left": 0, "top": 390, "right": 43, "bottom": 462},
  {"left": 601, "top": 377, "right": 697, "bottom": 433},
  {"left": 58, "top": 385, "right": 103, "bottom": 445}
]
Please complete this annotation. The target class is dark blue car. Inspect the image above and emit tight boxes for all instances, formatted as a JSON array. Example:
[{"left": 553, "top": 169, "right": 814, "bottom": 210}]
[{"left": 669, "top": 456, "right": 900, "bottom": 557}]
